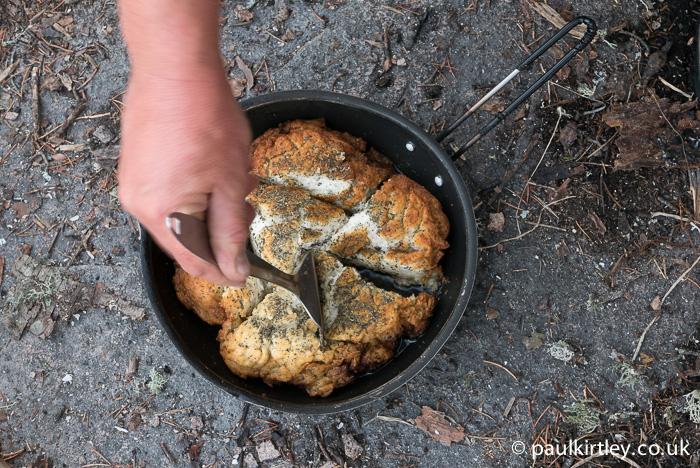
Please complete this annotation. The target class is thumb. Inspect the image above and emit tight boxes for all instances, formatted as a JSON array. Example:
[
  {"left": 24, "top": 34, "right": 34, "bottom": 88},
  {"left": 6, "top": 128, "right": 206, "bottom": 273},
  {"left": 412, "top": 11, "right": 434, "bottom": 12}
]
[{"left": 208, "top": 183, "right": 256, "bottom": 285}]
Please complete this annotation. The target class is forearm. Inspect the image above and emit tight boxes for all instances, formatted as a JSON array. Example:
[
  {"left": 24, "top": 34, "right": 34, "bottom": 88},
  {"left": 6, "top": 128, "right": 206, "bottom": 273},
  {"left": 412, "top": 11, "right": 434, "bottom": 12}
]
[{"left": 118, "top": 0, "right": 223, "bottom": 79}]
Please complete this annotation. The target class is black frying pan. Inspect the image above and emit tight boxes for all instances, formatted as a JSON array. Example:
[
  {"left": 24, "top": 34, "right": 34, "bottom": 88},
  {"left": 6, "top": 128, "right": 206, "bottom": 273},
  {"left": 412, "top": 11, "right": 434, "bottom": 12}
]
[{"left": 141, "top": 18, "right": 596, "bottom": 414}]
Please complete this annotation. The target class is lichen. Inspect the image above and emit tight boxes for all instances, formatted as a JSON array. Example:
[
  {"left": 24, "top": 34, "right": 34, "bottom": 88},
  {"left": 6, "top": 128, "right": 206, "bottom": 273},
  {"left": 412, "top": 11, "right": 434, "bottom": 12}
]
[
  {"left": 683, "top": 390, "right": 700, "bottom": 424},
  {"left": 586, "top": 293, "right": 600, "bottom": 314},
  {"left": 146, "top": 368, "right": 169, "bottom": 394},
  {"left": 616, "top": 362, "right": 643, "bottom": 390},
  {"left": 564, "top": 401, "right": 601, "bottom": 434},
  {"left": 549, "top": 340, "right": 575, "bottom": 362}
]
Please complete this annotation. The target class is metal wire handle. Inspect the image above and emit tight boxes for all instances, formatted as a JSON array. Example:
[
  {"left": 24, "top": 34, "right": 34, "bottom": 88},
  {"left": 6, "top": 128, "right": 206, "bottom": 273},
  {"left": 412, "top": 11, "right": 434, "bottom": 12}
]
[{"left": 437, "top": 16, "right": 598, "bottom": 159}]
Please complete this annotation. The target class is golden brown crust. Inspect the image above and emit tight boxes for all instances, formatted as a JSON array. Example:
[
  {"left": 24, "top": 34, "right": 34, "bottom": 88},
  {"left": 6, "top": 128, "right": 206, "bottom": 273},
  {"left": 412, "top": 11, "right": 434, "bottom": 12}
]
[
  {"left": 173, "top": 267, "right": 226, "bottom": 325},
  {"left": 317, "top": 252, "right": 435, "bottom": 347},
  {"left": 174, "top": 267, "right": 265, "bottom": 327},
  {"left": 217, "top": 254, "right": 435, "bottom": 396},
  {"left": 328, "top": 175, "right": 450, "bottom": 290},
  {"left": 175, "top": 120, "right": 448, "bottom": 397},
  {"left": 250, "top": 119, "right": 394, "bottom": 210},
  {"left": 218, "top": 290, "right": 362, "bottom": 397}
]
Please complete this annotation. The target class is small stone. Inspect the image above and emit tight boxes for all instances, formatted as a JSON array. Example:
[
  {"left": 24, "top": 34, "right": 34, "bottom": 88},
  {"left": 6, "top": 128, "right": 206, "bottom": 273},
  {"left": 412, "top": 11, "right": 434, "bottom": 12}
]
[
  {"left": 342, "top": 433, "right": 363, "bottom": 459},
  {"left": 5, "top": 111, "right": 18, "bottom": 120},
  {"left": 190, "top": 415, "right": 204, "bottom": 431},
  {"left": 256, "top": 440, "right": 280, "bottom": 462},
  {"left": 93, "top": 125, "right": 115, "bottom": 144},
  {"left": 488, "top": 212, "right": 505, "bottom": 232},
  {"left": 243, "top": 453, "right": 258, "bottom": 468},
  {"left": 650, "top": 295, "right": 661, "bottom": 311},
  {"left": 149, "top": 414, "right": 160, "bottom": 427},
  {"left": 93, "top": 146, "right": 121, "bottom": 169}
]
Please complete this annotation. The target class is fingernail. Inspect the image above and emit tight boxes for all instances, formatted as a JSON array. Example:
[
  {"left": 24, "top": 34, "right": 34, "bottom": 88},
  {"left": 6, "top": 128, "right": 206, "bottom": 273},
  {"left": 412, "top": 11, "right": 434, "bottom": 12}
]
[{"left": 236, "top": 251, "right": 250, "bottom": 277}]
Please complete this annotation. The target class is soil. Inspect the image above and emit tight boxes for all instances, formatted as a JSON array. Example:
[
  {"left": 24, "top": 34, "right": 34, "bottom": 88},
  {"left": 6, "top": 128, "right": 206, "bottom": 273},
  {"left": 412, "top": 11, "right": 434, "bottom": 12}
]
[{"left": 0, "top": 0, "right": 699, "bottom": 467}]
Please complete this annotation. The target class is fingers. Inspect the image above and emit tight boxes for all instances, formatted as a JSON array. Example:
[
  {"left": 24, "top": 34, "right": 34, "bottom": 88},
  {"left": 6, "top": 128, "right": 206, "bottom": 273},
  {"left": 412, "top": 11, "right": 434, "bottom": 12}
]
[
  {"left": 207, "top": 183, "right": 257, "bottom": 287},
  {"left": 150, "top": 212, "right": 244, "bottom": 287}
]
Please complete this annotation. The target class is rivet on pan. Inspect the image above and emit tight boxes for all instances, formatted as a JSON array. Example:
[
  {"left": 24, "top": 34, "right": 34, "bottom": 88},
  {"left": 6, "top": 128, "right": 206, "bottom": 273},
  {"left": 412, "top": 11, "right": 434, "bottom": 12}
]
[{"left": 405, "top": 142, "right": 415, "bottom": 151}]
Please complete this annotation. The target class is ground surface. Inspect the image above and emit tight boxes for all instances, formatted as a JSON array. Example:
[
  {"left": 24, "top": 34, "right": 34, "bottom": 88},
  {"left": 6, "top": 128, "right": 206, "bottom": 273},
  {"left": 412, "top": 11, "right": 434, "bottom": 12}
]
[{"left": 1, "top": 0, "right": 699, "bottom": 467}]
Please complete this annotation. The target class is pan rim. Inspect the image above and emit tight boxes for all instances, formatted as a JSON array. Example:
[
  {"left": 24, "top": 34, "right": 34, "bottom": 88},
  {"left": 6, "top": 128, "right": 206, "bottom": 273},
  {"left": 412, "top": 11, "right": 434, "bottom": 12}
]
[{"left": 141, "top": 90, "right": 478, "bottom": 414}]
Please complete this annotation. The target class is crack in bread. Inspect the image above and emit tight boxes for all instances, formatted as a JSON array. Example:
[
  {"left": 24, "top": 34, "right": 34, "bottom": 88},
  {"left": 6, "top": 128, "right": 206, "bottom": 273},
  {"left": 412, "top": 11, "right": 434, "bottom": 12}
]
[
  {"left": 327, "top": 175, "right": 449, "bottom": 291},
  {"left": 250, "top": 119, "right": 394, "bottom": 211}
]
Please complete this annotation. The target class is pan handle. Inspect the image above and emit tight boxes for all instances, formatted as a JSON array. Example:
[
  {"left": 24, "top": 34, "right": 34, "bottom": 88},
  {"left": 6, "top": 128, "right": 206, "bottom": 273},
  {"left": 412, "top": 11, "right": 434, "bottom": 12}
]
[{"left": 436, "top": 16, "right": 597, "bottom": 159}]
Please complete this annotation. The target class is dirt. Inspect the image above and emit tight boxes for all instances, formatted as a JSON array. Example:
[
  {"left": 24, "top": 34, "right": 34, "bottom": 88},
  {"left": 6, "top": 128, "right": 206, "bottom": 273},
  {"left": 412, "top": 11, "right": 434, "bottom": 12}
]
[{"left": 0, "top": 0, "right": 699, "bottom": 467}]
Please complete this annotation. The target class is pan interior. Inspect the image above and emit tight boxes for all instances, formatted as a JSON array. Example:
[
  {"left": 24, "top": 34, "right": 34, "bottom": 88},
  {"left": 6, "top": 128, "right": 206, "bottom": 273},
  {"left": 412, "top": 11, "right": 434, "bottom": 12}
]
[{"left": 142, "top": 91, "right": 477, "bottom": 413}]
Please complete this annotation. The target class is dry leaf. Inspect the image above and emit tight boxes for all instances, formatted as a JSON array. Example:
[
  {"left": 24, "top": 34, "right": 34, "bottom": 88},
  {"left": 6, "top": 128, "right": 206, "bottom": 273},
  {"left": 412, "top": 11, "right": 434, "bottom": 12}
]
[
  {"left": 588, "top": 211, "right": 606, "bottom": 235},
  {"left": 486, "top": 307, "right": 500, "bottom": 320},
  {"left": 558, "top": 122, "right": 578, "bottom": 149},
  {"left": 11, "top": 201, "right": 30, "bottom": 219},
  {"left": 650, "top": 295, "right": 661, "bottom": 311},
  {"left": 229, "top": 77, "right": 247, "bottom": 98},
  {"left": 283, "top": 28, "right": 295, "bottom": 41},
  {"left": 523, "top": 331, "right": 546, "bottom": 350},
  {"left": 482, "top": 98, "right": 506, "bottom": 114},
  {"left": 639, "top": 352, "right": 655, "bottom": 366},
  {"left": 556, "top": 240, "right": 570, "bottom": 258},
  {"left": 232, "top": 5, "right": 254, "bottom": 23},
  {"left": 549, "top": 178, "right": 571, "bottom": 202},
  {"left": 413, "top": 406, "right": 465, "bottom": 446},
  {"left": 488, "top": 212, "right": 505, "bottom": 232},
  {"left": 235, "top": 56, "right": 255, "bottom": 90}
]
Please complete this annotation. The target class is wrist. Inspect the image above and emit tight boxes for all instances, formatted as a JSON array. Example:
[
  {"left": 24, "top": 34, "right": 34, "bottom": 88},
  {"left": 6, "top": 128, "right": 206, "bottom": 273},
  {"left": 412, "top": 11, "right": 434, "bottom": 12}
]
[{"left": 119, "top": 0, "right": 223, "bottom": 82}]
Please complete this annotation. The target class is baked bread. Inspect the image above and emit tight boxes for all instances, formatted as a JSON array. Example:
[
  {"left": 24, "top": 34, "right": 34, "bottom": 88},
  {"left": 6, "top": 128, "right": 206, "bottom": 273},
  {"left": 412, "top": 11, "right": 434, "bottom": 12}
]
[
  {"left": 250, "top": 119, "right": 395, "bottom": 211},
  {"left": 217, "top": 253, "right": 435, "bottom": 396},
  {"left": 174, "top": 119, "right": 449, "bottom": 397},
  {"left": 327, "top": 175, "right": 449, "bottom": 291},
  {"left": 173, "top": 269, "right": 265, "bottom": 327},
  {"left": 247, "top": 183, "right": 347, "bottom": 274}
]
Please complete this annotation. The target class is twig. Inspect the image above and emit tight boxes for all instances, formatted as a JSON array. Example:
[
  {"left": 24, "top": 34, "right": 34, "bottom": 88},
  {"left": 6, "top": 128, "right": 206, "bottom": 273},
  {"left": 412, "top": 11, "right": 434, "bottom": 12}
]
[
  {"left": 617, "top": 30, "right": 650, "bottom": 55},
  {"left": 657, "top": 77, "right": 693, "bottom": 100},
  {"left": 159, "top": 443, "right": 177, "bottom": 466},
  {"left": 488, "top": 138, "right": 539, "bottom": 205},
  {"left": 632, "top": 313, "right": 660, "bottom": 362},
  {"left": 530, "top": 107, "right": 564, "bottom": 179},
  {"left": 661, "top": 254, "right": 700, "bottom": 306},
  {"left": 651, "top": 212, "right": 700, "bottom": 231},
  {"left": 577, "top": 129, "right": 619, "bottom": 161},
  {"left": 483, "top": 360, "right": 519, "bottom": 383},
  {"left": 57, "top": 100, "right": 87, "bottom": 138},
  {"left": 31, "top": 62, "right": 42, "bottom": 136},
  {"left": 570, "top": 450, "right": 641, "bottom": 468},
  {"left": 480, "top": 212, "right": 544, "bottom": 250}
]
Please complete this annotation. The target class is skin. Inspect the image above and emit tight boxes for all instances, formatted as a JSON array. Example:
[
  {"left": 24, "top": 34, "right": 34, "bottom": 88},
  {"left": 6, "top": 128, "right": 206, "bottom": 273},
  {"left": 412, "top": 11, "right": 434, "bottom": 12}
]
[{"left": 117, "top": 0, "right": 257, "bottom": 287}]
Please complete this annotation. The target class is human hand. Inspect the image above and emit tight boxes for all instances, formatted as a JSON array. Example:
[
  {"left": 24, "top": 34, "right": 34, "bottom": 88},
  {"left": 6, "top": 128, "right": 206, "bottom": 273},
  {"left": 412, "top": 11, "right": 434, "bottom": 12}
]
[{"left": 118, "top": 67, "right": 257, "bottom": 287}]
